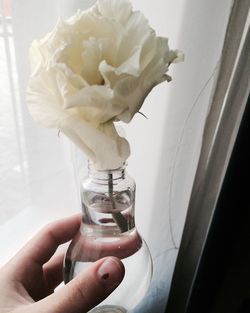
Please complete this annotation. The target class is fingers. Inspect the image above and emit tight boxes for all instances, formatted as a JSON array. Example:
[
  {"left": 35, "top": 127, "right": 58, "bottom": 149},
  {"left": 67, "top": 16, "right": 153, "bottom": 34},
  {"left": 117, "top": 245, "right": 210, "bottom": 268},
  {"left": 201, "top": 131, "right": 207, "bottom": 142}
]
[
  {"left": 43, "top": 253, "right": 64, "bottom": 292},
  {"left": 12, "top": 215, "right": 81, "bottom": 270},
  {"left": 75, "top": 229, "right": 142, "bottom": 261},
  {"left": 34, "top": 257, "right": 125, "bottom": 313}
]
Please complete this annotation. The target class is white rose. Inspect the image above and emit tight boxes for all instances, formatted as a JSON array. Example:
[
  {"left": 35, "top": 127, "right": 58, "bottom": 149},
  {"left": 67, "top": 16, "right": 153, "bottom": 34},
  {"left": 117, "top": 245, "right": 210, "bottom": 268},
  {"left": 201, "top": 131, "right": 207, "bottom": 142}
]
[{"left": 26, "top": 0, "right": 183, "bottom": 169}]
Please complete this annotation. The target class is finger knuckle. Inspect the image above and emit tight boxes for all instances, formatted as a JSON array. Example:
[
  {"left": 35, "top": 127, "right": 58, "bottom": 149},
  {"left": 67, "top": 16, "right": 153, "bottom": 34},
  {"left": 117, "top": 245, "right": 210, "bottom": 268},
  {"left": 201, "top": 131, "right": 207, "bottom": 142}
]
[
  {"left": 72, "top": 278, "right": 92, "bottom": 309},
  {"left": 43, "top": 223, "right": 58, "bottom": 245}
]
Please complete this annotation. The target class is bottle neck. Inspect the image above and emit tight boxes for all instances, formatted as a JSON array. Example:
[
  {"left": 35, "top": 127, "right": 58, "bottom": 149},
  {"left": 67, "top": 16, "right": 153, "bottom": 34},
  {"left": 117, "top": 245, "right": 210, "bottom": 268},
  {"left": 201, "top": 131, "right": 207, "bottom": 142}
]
[
  {"left": 88, "top": 161, "right": 126, "bottom": 182},
  {"left": 82, "top": 161, "right": 135, "bottom": 233}
]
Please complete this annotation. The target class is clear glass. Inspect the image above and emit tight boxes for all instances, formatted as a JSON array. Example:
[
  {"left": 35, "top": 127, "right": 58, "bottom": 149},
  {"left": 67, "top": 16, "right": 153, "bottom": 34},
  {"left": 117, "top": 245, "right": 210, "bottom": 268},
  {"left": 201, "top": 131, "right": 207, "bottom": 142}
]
[{"left": 63, "top": 162, "right": 153, "bottom": 313}]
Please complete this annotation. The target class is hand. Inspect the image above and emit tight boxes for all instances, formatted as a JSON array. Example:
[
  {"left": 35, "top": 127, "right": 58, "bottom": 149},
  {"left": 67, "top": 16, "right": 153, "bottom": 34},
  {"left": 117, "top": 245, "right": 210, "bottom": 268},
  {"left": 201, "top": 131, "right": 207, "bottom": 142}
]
[{"left": 0, "top": 215, "right": 125, "bottom": 313}]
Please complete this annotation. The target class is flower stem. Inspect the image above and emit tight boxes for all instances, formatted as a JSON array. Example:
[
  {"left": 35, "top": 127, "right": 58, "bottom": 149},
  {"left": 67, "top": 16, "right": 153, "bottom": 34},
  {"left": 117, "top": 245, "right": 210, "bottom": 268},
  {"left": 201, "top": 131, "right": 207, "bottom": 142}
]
[{"left": 108, "top": 173, "right": 128, "bottom": 233}]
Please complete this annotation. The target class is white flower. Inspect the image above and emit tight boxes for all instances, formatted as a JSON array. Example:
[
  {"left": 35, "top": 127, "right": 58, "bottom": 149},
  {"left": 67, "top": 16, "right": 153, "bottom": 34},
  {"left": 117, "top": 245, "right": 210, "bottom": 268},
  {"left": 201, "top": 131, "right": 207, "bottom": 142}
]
[{"left": 26, "top": 0, "right": 183, "bottom": 169}]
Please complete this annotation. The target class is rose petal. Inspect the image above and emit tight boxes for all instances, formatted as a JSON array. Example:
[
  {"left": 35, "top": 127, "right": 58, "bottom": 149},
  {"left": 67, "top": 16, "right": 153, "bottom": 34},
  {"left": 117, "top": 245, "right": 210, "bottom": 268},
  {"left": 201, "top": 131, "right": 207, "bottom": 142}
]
[
  {"left": 78, "top": 9, "right": 124, "bottom": 40},
  {"left": 26, "top": 71, "right": 65, "bottom": 128},
  {"left": 172, "top": 49, "right": 185, "bottom": 63},
  {"left": 60, "top": 116, "right": 130, "bottom": 170},
  {"left": 113, "top": 76, "right": 143, "bottom": 123},
  {"left": 80, "top": 36, "right": 119, "bottom": 85},
  {"left": 56, "top": 63, "right": 88, "bottom": 92},
  {"left": 116, "top": 11, "right": 150, "bottom": 66},
  {"left": 94, "top": 0, "right": 132, "bottom": 25},
  {"left": 99, "top": 45, "right": 142, "bottom": 83},
  {"left": 81, "top": 38, "right": 103, "bottom": 85},
  {"left": 63, "top": 85, "right": 124, "bottom": 124},
  {"left": 27, "top": 71, "right": 130, "bottom": 170}
]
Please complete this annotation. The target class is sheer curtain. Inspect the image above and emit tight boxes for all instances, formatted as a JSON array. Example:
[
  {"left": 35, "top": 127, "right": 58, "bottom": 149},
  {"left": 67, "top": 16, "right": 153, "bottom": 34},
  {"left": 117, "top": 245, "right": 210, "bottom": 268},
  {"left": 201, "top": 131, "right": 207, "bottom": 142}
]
[{"left": 0, "top": 0, "right": 233, "bottom": 312}]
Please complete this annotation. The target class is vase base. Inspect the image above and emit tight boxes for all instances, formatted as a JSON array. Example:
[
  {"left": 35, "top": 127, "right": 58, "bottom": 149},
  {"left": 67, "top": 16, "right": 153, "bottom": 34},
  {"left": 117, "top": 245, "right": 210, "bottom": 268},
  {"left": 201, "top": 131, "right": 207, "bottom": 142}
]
[{"left": 89, "top": 305, "right": 127, "bottom": 313}]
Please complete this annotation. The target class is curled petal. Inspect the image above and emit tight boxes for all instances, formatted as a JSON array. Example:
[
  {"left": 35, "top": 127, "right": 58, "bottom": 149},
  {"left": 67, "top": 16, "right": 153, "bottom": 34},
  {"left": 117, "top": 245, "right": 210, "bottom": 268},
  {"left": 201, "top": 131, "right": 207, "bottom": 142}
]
[
  {"left": 60, "top": 116, "right": 130, "bottom": 170},
  {"left": 27, "top": 72, "right": 65, "bottom": 128},
  {"left": 113, "top": 76, "right": 144, "bottom": 123},
  {"left": 94, "top": 0, "right": 132, "bottom": 25},
  {"left": 99, "top": 44, "right": 142, "bottom": 85},
  {"left": 81, "top": 38, "right": 106, "bottom": 85},
  {"left": 64, "top": 85, "right": 123, "bottom": 123},
  {"left": 27, "top": 73, "right": 130, "bottom": 169},
  {"left": 172, "top": 49, "right": 185, "bottom": 63}
]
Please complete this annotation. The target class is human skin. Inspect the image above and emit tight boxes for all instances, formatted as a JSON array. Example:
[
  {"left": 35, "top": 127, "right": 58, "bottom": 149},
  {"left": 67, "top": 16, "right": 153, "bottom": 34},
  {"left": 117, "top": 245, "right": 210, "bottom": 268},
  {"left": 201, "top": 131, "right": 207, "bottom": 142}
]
[{"left": 0, "top": 215, "right": 125, "bottom": 313}]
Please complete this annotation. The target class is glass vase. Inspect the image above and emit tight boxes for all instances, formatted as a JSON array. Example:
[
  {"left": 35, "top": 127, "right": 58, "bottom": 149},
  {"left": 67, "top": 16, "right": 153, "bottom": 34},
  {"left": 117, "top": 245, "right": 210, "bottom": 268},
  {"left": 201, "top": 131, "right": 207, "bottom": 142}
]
[{"left": 63, "top": 162, "right": 152, "bottom": 313}]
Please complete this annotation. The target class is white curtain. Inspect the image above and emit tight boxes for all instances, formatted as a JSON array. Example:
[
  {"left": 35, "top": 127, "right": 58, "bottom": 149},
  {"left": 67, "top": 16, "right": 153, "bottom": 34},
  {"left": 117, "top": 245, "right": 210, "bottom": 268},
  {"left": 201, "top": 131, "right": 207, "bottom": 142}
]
[{"left": 0, "top": 0, "right": 233, "bottom": 312}]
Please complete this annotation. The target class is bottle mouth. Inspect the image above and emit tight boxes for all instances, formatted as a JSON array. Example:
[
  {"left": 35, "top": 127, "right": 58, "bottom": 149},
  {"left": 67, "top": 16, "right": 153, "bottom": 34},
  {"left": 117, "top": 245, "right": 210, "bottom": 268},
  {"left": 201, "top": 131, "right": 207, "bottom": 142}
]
[
  {"left": 88, "top": 160, "right": 127, "bottom": 172},
  {"left": 88, "top": 160, "right": 127, "bottom": 180}
]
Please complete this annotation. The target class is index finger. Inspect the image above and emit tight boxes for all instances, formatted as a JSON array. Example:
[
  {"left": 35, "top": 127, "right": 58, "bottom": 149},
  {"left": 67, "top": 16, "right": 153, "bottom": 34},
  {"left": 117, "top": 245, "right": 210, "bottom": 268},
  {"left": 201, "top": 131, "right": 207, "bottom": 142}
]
[{"left": 11, "top": 214, "right": 81, "bottom": 269}]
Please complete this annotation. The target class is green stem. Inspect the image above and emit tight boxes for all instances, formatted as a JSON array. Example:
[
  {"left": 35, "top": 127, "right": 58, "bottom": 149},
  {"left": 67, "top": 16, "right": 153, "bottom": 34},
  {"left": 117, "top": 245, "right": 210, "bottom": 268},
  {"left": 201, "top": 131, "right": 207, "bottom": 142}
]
[{"left": 108, "top": 173, "right": 128, "bottom": 233}]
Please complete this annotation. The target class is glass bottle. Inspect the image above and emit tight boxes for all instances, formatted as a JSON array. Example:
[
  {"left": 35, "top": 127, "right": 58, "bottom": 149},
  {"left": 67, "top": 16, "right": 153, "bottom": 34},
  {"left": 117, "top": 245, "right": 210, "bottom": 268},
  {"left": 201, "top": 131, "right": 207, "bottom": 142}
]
[{"left": 63, "top": 162, "right": 152, "bottom": 313}]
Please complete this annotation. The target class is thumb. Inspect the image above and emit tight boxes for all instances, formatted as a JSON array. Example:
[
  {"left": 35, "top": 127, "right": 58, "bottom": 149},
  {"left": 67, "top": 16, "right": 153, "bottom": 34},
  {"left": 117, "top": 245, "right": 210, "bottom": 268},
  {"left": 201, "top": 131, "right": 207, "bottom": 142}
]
[{"left": 35, "top": 257, "right": 125, "bottom": 313}]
